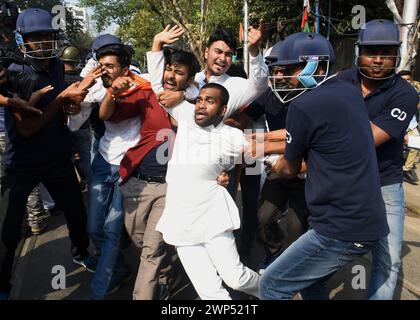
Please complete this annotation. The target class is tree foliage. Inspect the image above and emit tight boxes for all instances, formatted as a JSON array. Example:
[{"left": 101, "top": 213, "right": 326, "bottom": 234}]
[{"left": 79, "top": 0, "right": 397, "bottom": 66}]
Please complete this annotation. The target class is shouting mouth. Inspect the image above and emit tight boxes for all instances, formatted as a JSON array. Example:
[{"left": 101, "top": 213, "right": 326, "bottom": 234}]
[
  {"left": 164, "top": 79, "right": 177, "bottom": 90},
  {"left": 213, "top": 61, "right": 226, "bottom": 72},
  {"left": 195, "top": 110, "right": 208, "bottom": 121}
]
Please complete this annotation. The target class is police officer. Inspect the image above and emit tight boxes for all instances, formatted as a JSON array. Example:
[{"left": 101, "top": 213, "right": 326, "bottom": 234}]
[
  {"left": 60, "top": 46, "right": 82, "bottom": 84},
  {"left": 227, "top": 40, "right": 309, "bottom": 267},
  {"left": 0, "top": 8, "right": 99, "bottom": 300},
  {"left": 258, "top": 32, "right": 389, "bottom": 300},
  {"left": 60, "top": 46, "right": 92, "bottom": 187},
  {"left": 338, "top": 19, "right": 419, "bottom": 300}
]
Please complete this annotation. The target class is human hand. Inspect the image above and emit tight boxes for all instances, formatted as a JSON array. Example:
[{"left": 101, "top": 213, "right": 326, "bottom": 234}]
[
  {"left": 217, "top": 171, "right": 230, "bottom": 187},
  {"left": 153, "top": 25, "right": 185, "bottom": 51},
  {"left": 60, "top": 82, "right": 88, "bottom": 104},
  {"left": 156, "top": 90, "right": 184, "bottom": 108},
  {"left": 8, "top": 85, "right": 54, "bottom": 115},
  {"left": 110, "top": 76, "right": 134, "bottom": 96},
  {"left": 63, "top": 103, "right": 82, "bottom": 116},
  {"left": 78, "top": 66, "right": 103, "bottom": 91},
  {"left": 248, "top": 19, "right": 263, "bottom": 57}
]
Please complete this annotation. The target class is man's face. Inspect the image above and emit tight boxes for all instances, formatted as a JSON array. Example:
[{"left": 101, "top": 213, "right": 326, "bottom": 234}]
[
  {"left": 280, "top": 64, "right": 305, "bottom": 89},
  {"left": 98, "top": 55, "right": 128, "bottom": 88},
  {"left": 163, "top": 62, "right": 191, "bottom": 91},
  {"left": 204, "top": 41, "right": 234, "bottom": 76},
  {"left": 269, "top": 66, "right": 287, "bottom": 88},
  {"left": 24, "top": 32, "right": 54, "bottom": 59},
  {"left": 359, "top": 45, "right": 398, "bottom": 79},
  {"left": 195, "top": 87, "right": 227, "bottom": 127}
]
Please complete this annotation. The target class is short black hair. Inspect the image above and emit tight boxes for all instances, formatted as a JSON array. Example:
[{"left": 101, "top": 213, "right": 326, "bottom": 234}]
[
  {"left": 96, "top": 44, "right": 133, "bottom": 67},
  {"left": 201, "top": 83, "right": 230, "bottom": 107},
  {"left": 207, "top": 26, "right": 237, "bottom": 51},
  {"left": 397, "top": 70, "right": 412, "bottom": 77},
  {"left": 165, "top": 50, "right": 201, "bottom": 79}
]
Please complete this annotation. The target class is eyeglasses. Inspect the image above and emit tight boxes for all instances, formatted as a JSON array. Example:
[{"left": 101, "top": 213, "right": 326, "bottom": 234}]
[{"left": 99, "top": 63, "right": 121, "bottom": 72}]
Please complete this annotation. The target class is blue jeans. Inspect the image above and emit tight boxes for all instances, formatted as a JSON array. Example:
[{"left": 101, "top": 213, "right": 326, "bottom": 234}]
[
  {"left": 88, "top": 152, "right": 129, "bottom": 299},
  {"left": 259, "top": 229, "right": 375, "bottom": 300},
  {"left": 368, "top": 183, "right": 404, "bottom": 300}
]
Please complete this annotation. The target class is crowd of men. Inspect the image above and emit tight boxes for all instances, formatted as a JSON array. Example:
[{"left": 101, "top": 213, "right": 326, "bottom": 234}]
[{"left": 0, "top": 7, "right": 419, "bottom": 300}]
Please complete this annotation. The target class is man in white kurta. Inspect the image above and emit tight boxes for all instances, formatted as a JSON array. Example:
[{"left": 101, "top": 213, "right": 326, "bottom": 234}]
[{"left": 155, "top": 83, "right": 259, "bottom": 300}]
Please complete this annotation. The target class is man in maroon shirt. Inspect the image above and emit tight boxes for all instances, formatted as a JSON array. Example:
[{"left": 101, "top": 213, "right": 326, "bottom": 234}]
[{"left": 100, "top": 43, "right": 202, "bottom": 298}]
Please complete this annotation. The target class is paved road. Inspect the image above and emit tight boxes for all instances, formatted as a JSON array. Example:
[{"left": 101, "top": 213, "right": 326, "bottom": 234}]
[{"left": 7, "top": 167, "right": 420, "bottom": 300}]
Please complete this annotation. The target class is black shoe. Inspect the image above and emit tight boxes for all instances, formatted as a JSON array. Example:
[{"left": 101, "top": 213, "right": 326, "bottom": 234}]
[
  {"left": 73, "top": 256, "right": 98, "bottom": 273},
  {"left": 403, "top": 171, "right": 418, "bottom": 185},
  {"left": 410, "top": 168, "right": 419, "bottom": 182}
]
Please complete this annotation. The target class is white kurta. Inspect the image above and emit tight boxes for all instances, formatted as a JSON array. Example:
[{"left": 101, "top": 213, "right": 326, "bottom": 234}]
[
  {"left": 146, "top": 50, "right": 269, "bottom": 118},
  {"left": 155, "top": 101, "right": 247, "bottom": 246}
]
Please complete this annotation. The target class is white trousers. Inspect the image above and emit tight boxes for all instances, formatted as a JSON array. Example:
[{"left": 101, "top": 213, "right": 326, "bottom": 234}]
[{"left": 176, "top": 231, "right": 260, "bottom": 300}]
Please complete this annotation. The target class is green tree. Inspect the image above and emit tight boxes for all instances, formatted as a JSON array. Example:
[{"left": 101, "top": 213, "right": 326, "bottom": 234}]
[
  {"left": 81, "top": 0, "right": 242, "bottom": 64},
  {"left": 79, "top": 0, "right": 397, "bottom": 64}
]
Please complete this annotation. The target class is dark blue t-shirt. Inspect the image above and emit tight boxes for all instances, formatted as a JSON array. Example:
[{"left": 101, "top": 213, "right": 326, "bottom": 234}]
[
  {"left": 284, "top": 76, "right": 388, "bottom": 242},
  {"left": 244, "top": 88, "right": 288, "bottom": 131},
  {"left": 337, "top": 68, "right": 419, "bottom": 186},
  {"left": 136, "top": 124, "right": 178, "bottom": 177},
  {"left": 3, "top": 58, "right": 72, "bottom": 171}
]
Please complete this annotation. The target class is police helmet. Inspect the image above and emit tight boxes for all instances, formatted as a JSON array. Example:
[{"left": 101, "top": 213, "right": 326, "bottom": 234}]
[
  {"left": 60, "top": 46, "right": 80, "bottom": 63},
  {"left": 355, "top": 19, "right": 401, "bottom": 80},
  {"left": 15, "top": 8, "right": 59, "bottom": 59},
  {"left": 268, "top": 32, "right": 335, "bottom": 103}
]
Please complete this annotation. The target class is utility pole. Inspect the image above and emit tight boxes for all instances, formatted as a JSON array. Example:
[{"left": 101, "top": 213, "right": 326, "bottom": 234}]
[
  {"left": 327, "top": 0, "right": 332, "bottom": 40},
  {"left": 200, "top": 0, "right": 205, "bottom": 35},
  {"left": 243, "top": 0, "right": 249, "bottom": 75},
  {"left": 315, "top": 0, "right": 320, "bottom": 33},
  {"left": 399, "top": 0, "right": 419, "bottom": 71}
]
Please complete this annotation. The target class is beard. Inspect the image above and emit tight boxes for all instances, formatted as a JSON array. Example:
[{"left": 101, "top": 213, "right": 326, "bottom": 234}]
[{"left": 101, "top": 75, "right": 112, "bottom": 88}]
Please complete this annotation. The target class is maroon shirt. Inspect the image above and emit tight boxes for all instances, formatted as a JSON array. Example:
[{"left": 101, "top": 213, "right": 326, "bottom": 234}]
[{"left": 108, "top": 89, "right": 174, "bottom": 183}]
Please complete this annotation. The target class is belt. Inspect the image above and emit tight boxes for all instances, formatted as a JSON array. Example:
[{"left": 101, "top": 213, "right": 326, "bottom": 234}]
[{"left": 134, "top": 171, "right": 166, "bottom": 184}]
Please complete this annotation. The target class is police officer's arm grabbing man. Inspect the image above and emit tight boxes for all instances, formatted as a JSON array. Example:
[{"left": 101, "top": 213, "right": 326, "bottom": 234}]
[{"left": 11, "top": 77, "right": 98, "bottom": 138}]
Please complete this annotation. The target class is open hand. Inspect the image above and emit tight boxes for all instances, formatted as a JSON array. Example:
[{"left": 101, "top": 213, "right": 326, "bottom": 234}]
[
  {"left": 9, "top": 85, "right": 54, "bottom": 115},
  {"left": 78, "top": 66, "right": 104, "bottom": 91},
  {"left": 153, "top": 25, "right": 185, "bottom": 51}
]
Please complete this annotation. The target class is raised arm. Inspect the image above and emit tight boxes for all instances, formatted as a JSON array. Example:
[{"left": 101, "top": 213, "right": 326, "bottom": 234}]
[
  {"left": 227, "top": 22, "right": 269, "bottom": 114},
  {"left": 13, "top": 83, "right": 88, "bottom": 138},
  {"left": 99, "top": 76, "right": 135, "bottom": 121},
  {"left": 147, "top": 25, "right": 185, "bottom": 94},
  {"left": 147, "top": 25, "right": 198, "bottom": 107}
]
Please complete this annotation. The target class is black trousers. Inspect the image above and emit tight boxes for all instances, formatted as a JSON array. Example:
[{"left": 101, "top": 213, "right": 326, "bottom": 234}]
[
  {"left": 0, "top": 159, "right": 89, "bottom": 293},
  {"left": 257, "top": 172, "right": 309, "bottom": 259},
  {"left": 236, "top": 169, "right": 261, "bottom": 257}
]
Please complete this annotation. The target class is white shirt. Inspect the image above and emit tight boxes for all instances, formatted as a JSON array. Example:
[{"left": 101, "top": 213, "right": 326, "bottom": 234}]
[
  {"left": 408, "top": 115, "right": 418, "bottom": 131},
  {"left": 69, "top": 57, "right": 142, "bottom": 165},
  {"left": 146, "top": 50, "right": 269, "bottom": 118},
  {"left": 195, "top": 53, "right": 268, "bottom": 118},
  {"left": 155, "top": 101, "right": 247, "bottom": 246}
]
